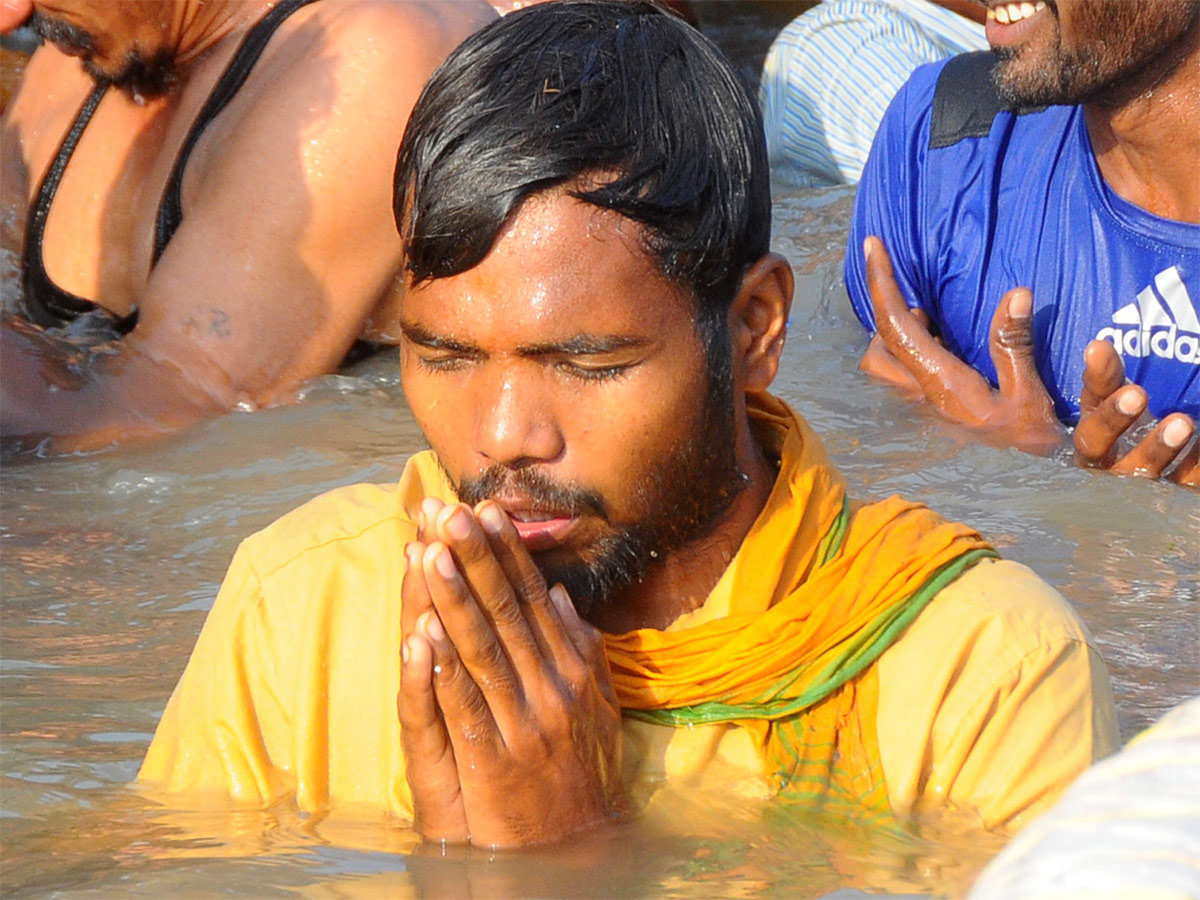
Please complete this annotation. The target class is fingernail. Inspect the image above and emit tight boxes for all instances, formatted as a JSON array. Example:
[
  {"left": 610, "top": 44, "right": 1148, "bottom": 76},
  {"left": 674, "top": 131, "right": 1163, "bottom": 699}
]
[
  {"left": 419, "top": 611, "right": 445, "bottom": 643},
  {"left": 442, "top": 506, "right": 470, "bottom": 541},
  {"left": 1009, "top": 290, "right": 1032, "bottom": 319},
  {"left": 1163, "top": 417, "right": 1193, "bottom": 449},
  {"left": 1117, "top": 389, "right": 1144, "bottom": 416},
  {"left": 434, "top": 545, "right": 457, "bottom": 579},
  {"left": 478, "top": 503, "right": 505, "bottom": 535},
  {"left": 549, "top": 584, "right": 572, "bottom": 615}
]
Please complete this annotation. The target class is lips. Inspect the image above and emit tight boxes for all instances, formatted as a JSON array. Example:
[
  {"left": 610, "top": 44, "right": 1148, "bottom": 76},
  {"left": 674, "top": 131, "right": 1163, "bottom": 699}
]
[
  {"left": 985, "top": 1, "right": 1051, "bottom": 47},
  {"left": 495, "top": 502, "right": 578, "bottom": 551}
]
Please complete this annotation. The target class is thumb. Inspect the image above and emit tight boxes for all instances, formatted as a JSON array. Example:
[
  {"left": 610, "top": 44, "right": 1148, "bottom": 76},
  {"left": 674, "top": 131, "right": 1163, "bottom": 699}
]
[
  {"left": 989, "top": 288, "right": 1055, "bottom": 421},
  {"left": 863, "top": 236, "right": 909, "bottom": 328}
]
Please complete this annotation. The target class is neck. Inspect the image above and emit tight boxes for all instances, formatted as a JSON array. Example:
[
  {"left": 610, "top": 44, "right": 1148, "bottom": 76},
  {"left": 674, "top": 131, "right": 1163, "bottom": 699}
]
[
  {"left": 1083, "top": 20, "right": 1200, "bottom": 223},
  {"left": 172, "top": 0, "right": 280, "bottom": 70},
  {"left": 586, "top": 407, "right": 777, "bottom": 634}
]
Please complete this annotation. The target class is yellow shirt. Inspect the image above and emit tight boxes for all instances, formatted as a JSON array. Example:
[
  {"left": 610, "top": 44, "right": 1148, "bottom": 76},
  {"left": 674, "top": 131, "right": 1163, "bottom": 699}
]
[{"left": 139, "top": 435, "right": 1117, "bottom": 832}]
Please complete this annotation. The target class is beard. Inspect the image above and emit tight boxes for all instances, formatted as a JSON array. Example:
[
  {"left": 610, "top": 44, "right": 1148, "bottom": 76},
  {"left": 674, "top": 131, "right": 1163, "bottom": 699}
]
[
  {"left": 451, "top": 348, "right": 748, "bottom": 620},
  {"left": 29, "top": 11, "right": 178, "bottom": 99},
  {"left": 991, "top": 0, "right": 1200, "bottom": 109}
]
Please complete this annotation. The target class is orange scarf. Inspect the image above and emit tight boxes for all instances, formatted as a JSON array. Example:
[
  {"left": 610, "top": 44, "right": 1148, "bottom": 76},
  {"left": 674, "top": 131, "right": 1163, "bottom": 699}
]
[{"left": 604, "top": 394, "right": 995, "bottom": 812}]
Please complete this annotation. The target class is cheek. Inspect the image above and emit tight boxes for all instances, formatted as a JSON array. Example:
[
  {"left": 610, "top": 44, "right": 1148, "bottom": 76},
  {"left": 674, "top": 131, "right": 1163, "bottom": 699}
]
[
  {"left": 400, "top": 364, "right": 463, "bottom": 447},
  {"left": 571, "top": 368, "right": 708, "bottom": 494}
]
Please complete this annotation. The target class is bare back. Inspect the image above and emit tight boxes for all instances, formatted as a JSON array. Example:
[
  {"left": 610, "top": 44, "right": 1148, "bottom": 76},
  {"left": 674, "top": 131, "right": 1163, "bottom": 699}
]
[{"left": 0, "top": 0, "right": 496, "bottom": 451}]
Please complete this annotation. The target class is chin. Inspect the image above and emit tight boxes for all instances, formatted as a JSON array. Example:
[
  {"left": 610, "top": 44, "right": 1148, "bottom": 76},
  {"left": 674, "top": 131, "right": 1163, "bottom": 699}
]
[{"left": 86, "top": 50, "right": 178, "bottom": 98}]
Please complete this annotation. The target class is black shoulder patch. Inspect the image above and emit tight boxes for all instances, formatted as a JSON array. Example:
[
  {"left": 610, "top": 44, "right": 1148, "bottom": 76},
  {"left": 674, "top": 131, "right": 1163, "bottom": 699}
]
[{"left": 929, "top": 51, "right": 1009, "bottom": 150}]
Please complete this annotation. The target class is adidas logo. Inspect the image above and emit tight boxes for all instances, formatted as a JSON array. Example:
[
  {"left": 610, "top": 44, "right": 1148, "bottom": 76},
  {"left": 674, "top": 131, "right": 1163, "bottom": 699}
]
[{"left": 1095, "top": 266, "right": 1200, "bottom": 365}]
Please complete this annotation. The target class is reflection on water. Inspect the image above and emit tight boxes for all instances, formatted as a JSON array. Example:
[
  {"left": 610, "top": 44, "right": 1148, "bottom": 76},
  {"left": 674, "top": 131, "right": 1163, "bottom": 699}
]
[{"left": 3, "top": 182, "right": 1196, "bottom": 898}]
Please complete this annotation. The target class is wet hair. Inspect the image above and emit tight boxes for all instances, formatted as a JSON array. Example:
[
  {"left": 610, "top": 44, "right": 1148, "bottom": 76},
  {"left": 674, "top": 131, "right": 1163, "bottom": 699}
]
[{"left": 393, "top": 0, "right": 772, "bottom": 351}]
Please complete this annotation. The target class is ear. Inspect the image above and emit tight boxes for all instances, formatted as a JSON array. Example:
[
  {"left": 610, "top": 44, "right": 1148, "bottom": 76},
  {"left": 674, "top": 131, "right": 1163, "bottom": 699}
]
[{"left": 729, "top": 253, "right": 793, "bottom": 393}]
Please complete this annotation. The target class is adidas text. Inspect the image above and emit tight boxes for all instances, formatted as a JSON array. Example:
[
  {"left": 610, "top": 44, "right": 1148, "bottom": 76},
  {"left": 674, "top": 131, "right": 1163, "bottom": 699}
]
[{"left": 1095, "top": 324, "right": 1200, "bottom": 365}]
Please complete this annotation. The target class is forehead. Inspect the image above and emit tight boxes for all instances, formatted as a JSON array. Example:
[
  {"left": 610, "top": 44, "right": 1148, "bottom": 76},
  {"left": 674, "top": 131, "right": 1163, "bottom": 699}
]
[{"left": 404, "top": 191, "right": 697, "bottom": 340}]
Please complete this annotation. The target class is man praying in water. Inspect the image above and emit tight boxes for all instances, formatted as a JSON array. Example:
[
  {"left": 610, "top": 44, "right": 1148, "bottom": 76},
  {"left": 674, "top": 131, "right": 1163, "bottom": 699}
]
[{"left": 139, "top": 1, "right": 1117, "bottom": 847}]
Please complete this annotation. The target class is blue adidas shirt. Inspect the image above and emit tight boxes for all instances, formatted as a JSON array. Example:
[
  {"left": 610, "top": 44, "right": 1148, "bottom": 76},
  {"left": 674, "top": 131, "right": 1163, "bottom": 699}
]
[{"left": 845, "top": 55, "right": 1200, "bottom": 422}]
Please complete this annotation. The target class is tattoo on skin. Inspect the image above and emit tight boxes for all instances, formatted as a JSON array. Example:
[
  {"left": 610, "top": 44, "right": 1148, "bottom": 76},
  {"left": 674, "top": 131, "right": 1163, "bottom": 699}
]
[
  {"left": 208, "top": 310, "right": 231, "bottom": 337},
  {"left": 183, "top": 310, "right": 232, "bottom": 337}
]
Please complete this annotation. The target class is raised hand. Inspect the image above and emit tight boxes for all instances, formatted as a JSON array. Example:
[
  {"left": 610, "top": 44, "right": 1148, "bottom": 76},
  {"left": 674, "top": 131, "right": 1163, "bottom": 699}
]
[
  {"left": 398, "top": 498, "right": 627, "bottom": 848},
  {"left": 859, "top": 236, "right": 1063, "bottom": 454},
  {"left": 1072, "top": 340, "right": 1199, "bottom": 486}
]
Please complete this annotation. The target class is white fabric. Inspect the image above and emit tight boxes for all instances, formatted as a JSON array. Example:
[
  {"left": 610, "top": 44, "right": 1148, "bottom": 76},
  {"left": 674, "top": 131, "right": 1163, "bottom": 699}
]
[{"left": 760, "top": 0, "right": 987, "bottom": 187}]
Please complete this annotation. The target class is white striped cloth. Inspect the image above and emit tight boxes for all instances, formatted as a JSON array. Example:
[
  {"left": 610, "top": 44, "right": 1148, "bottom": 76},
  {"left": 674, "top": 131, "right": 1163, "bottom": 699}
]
[{"left": 760, "top": 0, "right": 987, "bottom": 187}]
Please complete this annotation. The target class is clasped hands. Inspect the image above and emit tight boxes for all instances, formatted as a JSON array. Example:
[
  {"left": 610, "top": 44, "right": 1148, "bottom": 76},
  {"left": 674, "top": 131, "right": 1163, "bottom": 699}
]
[
  {"left": 860, "top": 237, "right": 1199, "bottom": 486},
  {"left": 398, "top": 497, "right": 627, "bottom": 848}
]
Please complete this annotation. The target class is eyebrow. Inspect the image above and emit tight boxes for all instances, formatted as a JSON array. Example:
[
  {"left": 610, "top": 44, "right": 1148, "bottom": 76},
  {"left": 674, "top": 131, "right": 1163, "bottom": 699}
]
[{"left": 401, "top": 323, "right": 652, "bottom": 357}]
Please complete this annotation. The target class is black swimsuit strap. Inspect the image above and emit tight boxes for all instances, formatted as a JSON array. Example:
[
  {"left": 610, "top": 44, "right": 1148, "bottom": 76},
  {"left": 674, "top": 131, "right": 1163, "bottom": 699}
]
[
  {"left": 21, "top": 83, "right": 137, "bottom": 333},
  {"left": 153, "top": 0, "right": 322, "bottom": 264}
]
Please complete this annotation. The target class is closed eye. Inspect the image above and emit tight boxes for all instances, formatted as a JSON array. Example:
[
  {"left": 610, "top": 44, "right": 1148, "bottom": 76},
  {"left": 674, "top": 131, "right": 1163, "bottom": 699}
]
[
  {"left": 412, "top": 352, "right": 475, "bottom": 374},
  {"left": 555, "top": 360, "right": 632, "bottom": 382}
]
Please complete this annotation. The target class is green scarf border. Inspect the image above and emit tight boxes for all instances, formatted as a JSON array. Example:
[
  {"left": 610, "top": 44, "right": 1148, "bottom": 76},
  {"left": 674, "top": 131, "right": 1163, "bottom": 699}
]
[{"left": 625, "top": 500, "right": 997, "bottom": 727}]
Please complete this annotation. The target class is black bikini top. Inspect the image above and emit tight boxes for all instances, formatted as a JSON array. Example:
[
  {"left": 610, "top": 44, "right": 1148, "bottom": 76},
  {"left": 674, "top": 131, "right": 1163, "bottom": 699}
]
[{"left": 21, "top": 0, "right": 321, "bottom": 336}]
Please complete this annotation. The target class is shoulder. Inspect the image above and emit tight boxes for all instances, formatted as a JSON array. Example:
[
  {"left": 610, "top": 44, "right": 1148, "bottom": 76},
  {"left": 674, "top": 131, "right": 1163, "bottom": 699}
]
[
  {"left": 236, "top": 450, "right": 454, "bottom": 581},
  {"left": 896, "top": 556, "right": 1094, "bottom": 666},
  {"left": 238, "top": 480, "right": 410, "bottom": 580},
  {"left": 874, "top": 557, "right": 1117, "bottom": 824},
  {"left": 875, "top": 555, "right": 1106, "bottom": 735},
  {"left": 2, "top": 43, "right": 93, "bottom": 141},
  {"left": 223, "top": 0, "right": 493, "bottom": 130},
  {"left": 283, "top": 0, "right": 493, "bottom": 78},
  {"left": 776, "top": 0, "right": 932, "bottom": 41}
]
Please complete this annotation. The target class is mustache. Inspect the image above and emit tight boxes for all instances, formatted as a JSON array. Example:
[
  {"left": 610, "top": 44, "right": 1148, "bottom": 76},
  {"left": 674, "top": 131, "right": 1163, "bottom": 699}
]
[
  {"left": 453, "top": 464, "right": 607, "bottom": 520},
  {"left": 28, "top": 12, "right": 94, "bottom": 55}
]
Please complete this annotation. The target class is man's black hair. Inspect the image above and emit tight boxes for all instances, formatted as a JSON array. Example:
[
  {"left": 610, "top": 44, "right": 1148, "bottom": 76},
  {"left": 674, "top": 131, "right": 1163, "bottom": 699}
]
[{"left": 393, "top": 0, "right": 772, "bottom": 351}]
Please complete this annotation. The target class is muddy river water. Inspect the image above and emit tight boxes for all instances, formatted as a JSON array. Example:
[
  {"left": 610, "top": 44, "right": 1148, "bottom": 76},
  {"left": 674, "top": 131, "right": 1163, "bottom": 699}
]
[
  {"left": 2, "top": 5, "right": 1198, "bottom": 898},
  {"left": 3, "top": 182, "right": 1196, "bottom": 899}
]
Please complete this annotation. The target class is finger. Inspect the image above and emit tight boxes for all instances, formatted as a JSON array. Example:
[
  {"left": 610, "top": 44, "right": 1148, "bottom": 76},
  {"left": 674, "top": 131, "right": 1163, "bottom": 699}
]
[
  {"left": 471, "top": 503, "right": 613, "bottom": 710},
  {"left": 398, "top": 621, "right": 469, "bottom": 842},
  {"left": 864, "top": 236, "right": 991, "bottom": 417},
  {"left": 1110, "top": 414, "right": 1194, "bottom": 479},
  {"left": 859, "top": 333, "right": 925, "bottom": 399},
  {"left": 475, "top": 501, "right": 580, "bottom": 670},
  {"left": 423, "top": 540, "right": 525, "bottom": 731},
  {"left": 1080, "top": 339, "right": 1127, "bottom": 415},
  {"left": 434, "top": 504, "right": 545, "bottom": 672},
  {"left": 418, "top": 497, "right": 446, "bottom": 544},
  {"left": 1073, "top": 385, "right": 1146, "bottom": 468},
  {"left": 1168, "top": 436, "right": 1199, "bottom": 488},
  {"left": 401, "top": 541, "right": 432, "bottom": 641},
  {"left": 418, "top": 586, "right": 516, "bottom": 764},
  {"left": 988, "top": 288, "right": 1057, "bottom": 424},
  {"left": 549, "top": 584, "right": 619, "bottom": 710}
]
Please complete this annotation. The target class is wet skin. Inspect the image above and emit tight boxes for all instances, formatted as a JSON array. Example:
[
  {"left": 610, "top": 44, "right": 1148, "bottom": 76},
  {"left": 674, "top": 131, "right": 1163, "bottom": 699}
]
[
  {"left": 858, "top": 1, "right": 1200, "bottom": 484},
  {"left": 0, "top": 0, "right": 496, "bottom": 453},
  {"left": 395, "top": 188, "right": 793, "bottom": 846},
  {"left": 859, "top": 238, "right": 1199, "bottom": 486}
]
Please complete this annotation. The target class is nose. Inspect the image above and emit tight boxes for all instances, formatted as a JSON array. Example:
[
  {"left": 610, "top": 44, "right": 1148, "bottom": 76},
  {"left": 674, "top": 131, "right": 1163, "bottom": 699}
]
[{"left": 475, "top": 367, "right": 564, "bottom": 468}]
